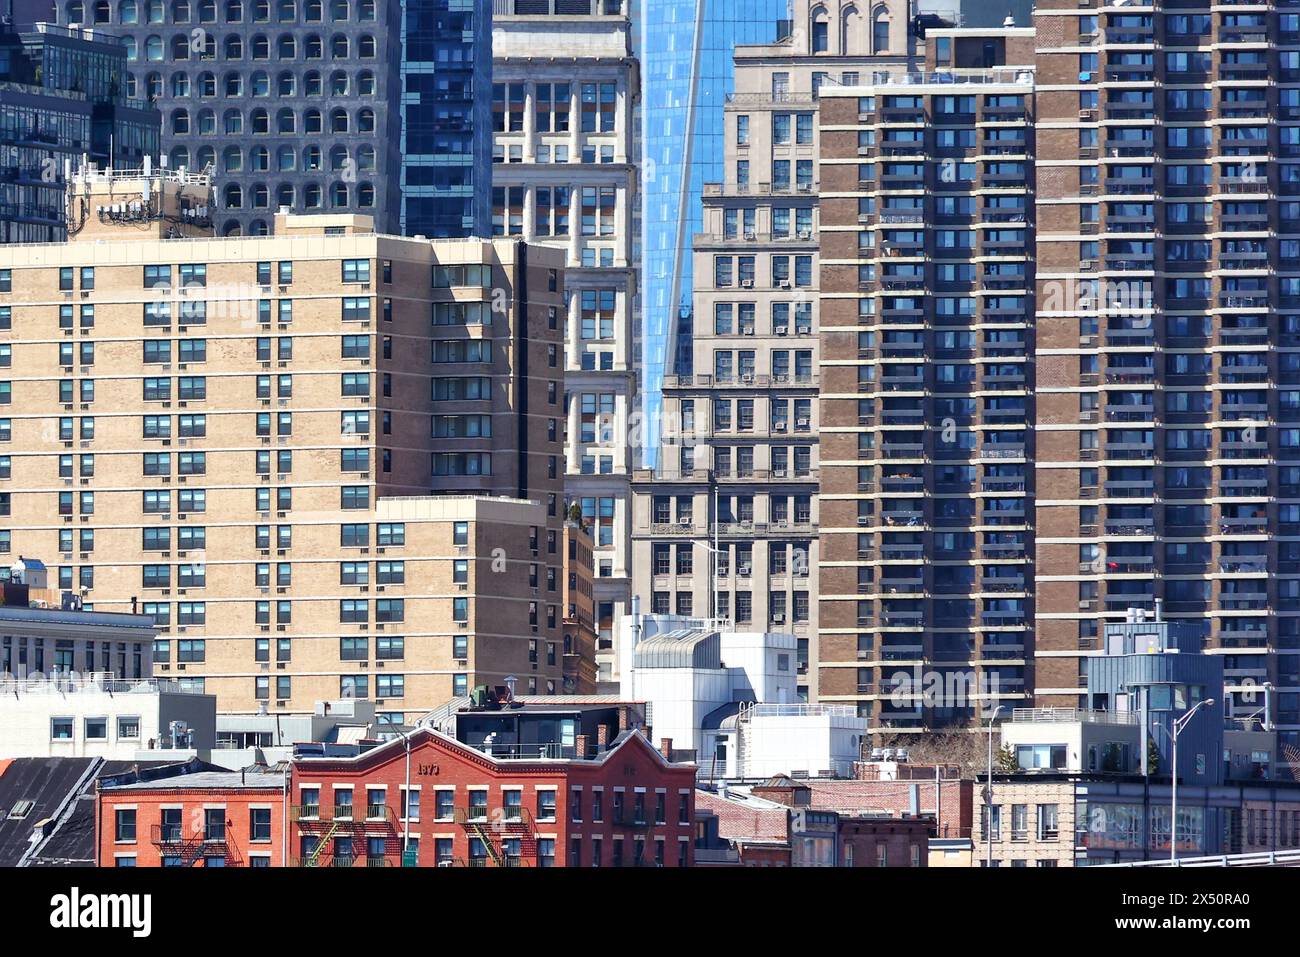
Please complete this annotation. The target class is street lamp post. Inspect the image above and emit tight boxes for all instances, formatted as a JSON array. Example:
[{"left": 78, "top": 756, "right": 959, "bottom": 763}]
[
  {"left": 985, "top": 704, "right": 1006, "bottom": 868},
  {"left": 1169, "top": 698, "right": 1215, "bottom": 864}
]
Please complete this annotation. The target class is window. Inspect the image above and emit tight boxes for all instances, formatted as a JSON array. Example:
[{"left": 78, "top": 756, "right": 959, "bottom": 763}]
[{"left": 115, "top": 809, "right": 137, "bottom": 842}]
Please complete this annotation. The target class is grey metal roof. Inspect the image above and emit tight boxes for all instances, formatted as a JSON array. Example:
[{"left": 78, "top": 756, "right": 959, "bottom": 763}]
[
  {"left": 633, "top": 628, "right": 721, "bottom": 670},
  {"left": 102, "top": 770, "right": 284, "bottom": 791},
  {"left": 702, "top": 701, "right": 743, "bottom": 731}
]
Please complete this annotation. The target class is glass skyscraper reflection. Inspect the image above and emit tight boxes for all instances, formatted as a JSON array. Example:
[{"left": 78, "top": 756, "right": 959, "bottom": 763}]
[
  {"left": 638, "top": 0, "right": 788, "bottom": 466},
  {"left": 400, "top": 0, "right": 492, "bottom": 237}
]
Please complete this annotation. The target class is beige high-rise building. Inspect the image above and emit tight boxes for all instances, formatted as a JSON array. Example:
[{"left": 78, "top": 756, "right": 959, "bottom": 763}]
[
  {"left": 492, "top": 0, "right": 639, "bottom": 687},
  {"left": 631, "top": 0, "right": 918, "bottom": 701},
  {"left": 0, "top": 166, "right": 569, "bottom": 719}
]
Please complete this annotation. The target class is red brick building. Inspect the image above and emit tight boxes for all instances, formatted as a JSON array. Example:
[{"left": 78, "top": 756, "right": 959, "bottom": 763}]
[
  {"left": 838, "top": 815, "right": 931, "bottom": 868},
  {"left": 752, "top": 773, "right": 974, "bottom": 840},
  {"left": 289, "top": 726, "right": 696, "bottom": 867},
  {"left": 96, "top": 766, "right": 288, "bottom": 867}
]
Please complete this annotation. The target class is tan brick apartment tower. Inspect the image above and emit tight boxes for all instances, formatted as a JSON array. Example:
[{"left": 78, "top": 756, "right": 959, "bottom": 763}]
[
  {"left": 1031, "top": 0, "right": 1299, "bottom": 747},
  {"left": 492, "top": 0, "right": 640, "bottom": 686},
  {"left": 0, "top": 166, "right": 569, "bottom": 720},
  {"left": 632, "top": 0, "right": 918, "bottom": 701},
  {"left": 816, "top": 26, "right": 1037, "bottom": 735}
]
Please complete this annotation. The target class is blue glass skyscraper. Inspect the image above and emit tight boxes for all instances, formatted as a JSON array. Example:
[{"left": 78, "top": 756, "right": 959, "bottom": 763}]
[
  {"left": 638, "top": 0, "right": 788, "bottom": 467},
  {"left": 400, "top": 0, "right": 492, "bottom": 237}
]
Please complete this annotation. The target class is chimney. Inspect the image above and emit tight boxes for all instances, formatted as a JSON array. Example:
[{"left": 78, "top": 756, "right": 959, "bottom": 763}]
[
  {"left": 575, "top": 734, "right": 589, "bottom": 759},
  {"left": 596, "top": 725, "right": 609, "bottom": 750},
  {"left": 617, "top": 707, "right": 629, "bottom": 731},
  {"left": 660, "top": 738, "right": 673, "bottom": 760}
]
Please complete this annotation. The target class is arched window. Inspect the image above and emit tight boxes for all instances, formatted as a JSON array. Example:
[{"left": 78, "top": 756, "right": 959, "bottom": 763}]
[
  {"left": 222, "top": 146, "right": 242, "bottom": 171},
  {"left": 124, "top": 36, "right": 138, "bottom": 61},
  {"left": 303, "top": 184, "right": 322, "bottom": 209},
  {"left": 197, "top": 108, "right": 216, "bottom": 134},
  {"left": 224, "top": 183, "right": 243, "bottom": 208},
  {"left": 277, "top": 145, "right": 296, "bottom": 171},
  {"left": 357, "top": 70, "right": 374, "bottom": 95},
  {"left": 171, "top": 35, "right": 189, "bottom": 59},
  {"left": 225, "top": 0, "right": 242, "bottom": 19},
  {"left": 250, "top": 146, "right": 270, "bottom": 170},
  {"left": 196, "top": 146, "right": 216, "bottom": 169},
  {"left": 249, "top": 219, "right": 269, "bottom": 236},
  {"left": 172, "top": 0, "right": 191, "bottom": 22},
  {"left": 304, "top": 0, "right": 321, "bottom": 19},
  {"left": 252, "top": 184, "right": 269, "bottom": 207},
  {"left": 252, "top": 0, "right": 269, "bottom": 19},
  {"left": 330, "top": 108, "right": 348, "bottom": 133},
  {"left": 277, "top": 183, "right": 295, "bottom": 208},
  {"left": 329, "top": 0, "right": 346, "bottom": 18},
  {"left": 872, "top": 5, "right": 890, "bottom": 54},
  {"left": 302, "top": 145, "right": 321, "bottom": 170},
  {"left": 277, "top": 34, "right": 296, "bottom": 58},
  {"left": 198, "top": 71, "right": 216, "bottom": 96},
  {"left": 146, "top": 72, "right": 163, "bottom": 98},
  {"left": 251, "top": 34, "right": 270, "bottom": 59},
  {"left": 305, "top": 34, "right": 323, "bottom": 59},
  {"left": 146, "top": 0, "right": 163, "bottom": 21},
  {"left": 810, "top": 6, "right": 829, "bottom": 53},
  {"left": 277, "top": 0, "right": 294, "bottom": 20},
  {"left": 358, "top": 34, "right": 375, "bottom": 58},
  {"left": 198, "top": 0, "right": 215, "bottom": 20},
  {"left": 93, "top": 0, "right": 110, "bottom": 23},
  {"left": 357, "top": 108, "right": 374, "bottom": 133},
  {"left": 145, "top": 35, "right": 164, "bottom": 60},
  {"left": 170, "top": 71, "right": 190, "bottom": 96},
  {"left": 276, "top": 108, "right": 296, "bottom": 133},
  {"left": 304, "top": 71, "right": 322, "bottom": 96},
  {"left": 126, "top": 73, "right": 138, "bottom": 98},
  {"left": 225, "top": 34, "right": 243, "bottom": 58},
  {"left": 169, "top": 146, "right": 190, "bottom": 169},
  {"left": 330, "top": 34, "right": 348, "bottom": 58},
  {"left": 225, "top": 71, "right": 242, "bottom": 95},
  {"left": 222, "top": 219, "right": 242, "bottom": 236},
  {"left": 329, "top": 145, "right": 348, "bottom": 170},
  {"left": 250, "top": 108, "right": 269, "bottom": 133},
  {"left": 251, "top": 71, "right": 269, "bottom": 95},
  {"left": 119, "top": 0, "right": 139, "bottom": 23},
  {"left": 223, "top": 109, "right": 243, "bottom": 134},
  {"left": 357, "top": 183, "right": 374, "bottom": 207},
  {"left": 66, "top": 1, "right": 85, "bottom": 24},
  {"left": 357, "top": 145, "right": 375, "bottom": 171},
  {"left": 331, "top": 182, "right": 348, "bottom": 208},
  {"left": 277, "top": 71, "right": 294, "bottom": 95},
  {"left": 303, "top": 109, "right": 322, "bottom": 134},
  {"left": 330, "top": 71, "right": 348, "bottom": 95},
  {"left": 841, "top": 5, "right": 864, "bottom": 56},
  {"left": 171, "top": 108, "right": 190, "bottom": 134},
  {"left": 357, "top": 0, "right": 373, "bottom": 20}
]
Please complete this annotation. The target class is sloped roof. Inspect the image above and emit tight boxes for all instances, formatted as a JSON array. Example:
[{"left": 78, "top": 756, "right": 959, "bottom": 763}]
[
  {"left": 695, "top": 790, "right": 789, "bottom": 844},
  {"left": 0, "top": 758, "right": 97, "bottom": 867}
]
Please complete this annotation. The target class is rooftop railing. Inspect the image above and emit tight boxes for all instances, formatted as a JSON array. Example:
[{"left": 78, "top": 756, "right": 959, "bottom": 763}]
[{"left": 0, "top": 673, "right": 202, "bottom": 695}]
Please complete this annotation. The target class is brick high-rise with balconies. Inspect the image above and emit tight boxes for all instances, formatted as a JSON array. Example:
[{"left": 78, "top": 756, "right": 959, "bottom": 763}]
[
  {"left": 1031, "top": 0, "right": 1298, "bottom": 747},
  {"left": 816, "top": 26, "right": 1037, "bottom": 736}
]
